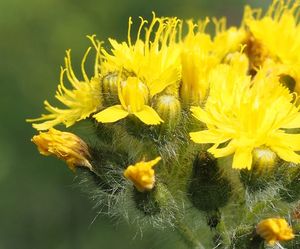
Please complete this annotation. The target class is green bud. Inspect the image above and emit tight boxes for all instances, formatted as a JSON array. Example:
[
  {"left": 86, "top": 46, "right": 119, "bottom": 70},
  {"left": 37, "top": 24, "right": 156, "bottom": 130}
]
[
  {"left": 188, "top": 151, "right": 232, "bottom": 211},
  {"left": 240, "top": 147, "right": 277, "bottom": 192},
  {"left": 252, "top": 147, "right": 277, "bottom": 171},
  {"left": 102, "top": 72, "right": 119, "bottom": 105},
  {"left": 154, "top": 95, "right": 181, "bottom": 130}
]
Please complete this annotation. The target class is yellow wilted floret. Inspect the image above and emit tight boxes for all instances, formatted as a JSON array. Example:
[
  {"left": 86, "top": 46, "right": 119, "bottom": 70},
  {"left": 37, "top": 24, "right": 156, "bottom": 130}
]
[
  {"left": 31, "top": 128, "right": 93, "bottom": 172},
  {"left": 124, "top": 157, "right": 161, "bottom": 192},
  {"left": 244, "top": 0, "right": 300, "bottom": 91},
  {"left": 256, "top": 218, "right": 295, "bottom": 245},
  {"left": 93, "top": 76, "right": 163, "bottom": 125},
  {"left": 101, "top": 13, "right": 181, "bottom": 98},
  {"left": 189, "top": 62, "right": 300, "bottom": 170},
  {"left": 180, "top": 18, "right": 246, "bottom": 105},
  {"left": 27, "top": 41, "right": 102, "bottom": 131}
]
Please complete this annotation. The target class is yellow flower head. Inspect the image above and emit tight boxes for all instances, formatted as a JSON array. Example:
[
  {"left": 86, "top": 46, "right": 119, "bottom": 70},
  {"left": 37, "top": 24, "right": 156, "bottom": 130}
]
[
  {"left": 27, "top": 40, "right": 102, "bottom": 131},
  {"left": 244, "top": 0, "right": 300, "bottom": 91},
  {"left": 180, "top": 18, "right": 246, "bottom": 105},
  {"left": 213, "top": 17, "right": 247, "bottom": 59},
  {"left": 31, "top": 128, "right": 92, "bottom": 172},
  {"left": 93, "top": 76, "right": 163, "bottom": 125},
  {"left": 101, "top": 12, "right": 181, "bottom": 97},
  {"left": 124, "top": 157, "right": 161, "bottom": 192},
  {"left": 256, "top": 218, "right": 295, "bottom": 245},
  {"left": 190, "top": 62, "right": 300, "bottom": 170}
]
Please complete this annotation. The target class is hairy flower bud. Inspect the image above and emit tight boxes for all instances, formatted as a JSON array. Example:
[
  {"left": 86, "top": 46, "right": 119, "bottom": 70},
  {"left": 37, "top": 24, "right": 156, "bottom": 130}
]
[
  {"left": 188, "top": 151, "right": 231, "bottom": 211},
  {"left": 240, "top": 147, "right": 278, "bottom": 192},
  {"left": 252, "top": 147, "right": 277, "bottom": 171},
  {"left": 155, "top": 95, "right": 181, "bottom": 129},
  {"left": 102, "top": 72, "right": 119, "bottom": 105}
]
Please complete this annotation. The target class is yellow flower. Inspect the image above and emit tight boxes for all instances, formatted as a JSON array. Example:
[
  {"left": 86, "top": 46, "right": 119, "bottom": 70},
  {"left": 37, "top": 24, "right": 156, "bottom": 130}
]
[
  {"left": 180, "top": 19, "right": 215, "bottom": 105},
  {"left": 256, "top": 218, "right": 295, "bottom": 245},
  {"left": 180, "top": 18, "right": 246, "bottom": 105},
  {"left": 189, "top": 62, "right": 300, "bottom": 170},
  {"left": 213, "top": 17, "right": 247, "bottom": 59},
  {"left": 101, "top": 13, "right": 181, "bottom": 98},
  {"left": 124, "top": 157, "right": 161, "bottom": 192},
  {"left": 93, "top": 76, "right": 163, "bottom": 125},
  {"left": 244, "top": 0, "right": 300, "bottom": 92},
  {"left": 31, "top": 128, "right": 93, "bottom": 172},
  {"left": 27, "top": 41, "right": 102, "bottom": 131}
]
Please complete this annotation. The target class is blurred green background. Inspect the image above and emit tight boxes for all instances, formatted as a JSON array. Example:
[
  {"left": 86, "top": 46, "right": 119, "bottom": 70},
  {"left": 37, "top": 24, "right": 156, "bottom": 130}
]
[{"left": 0, "top": 0, "right": 269, "bottom": 248}]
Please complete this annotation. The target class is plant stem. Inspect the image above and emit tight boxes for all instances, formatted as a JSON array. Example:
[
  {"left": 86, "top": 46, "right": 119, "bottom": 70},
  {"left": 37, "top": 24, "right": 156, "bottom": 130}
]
[{"left": 176, "top": 219, "right": 206, "bottom": 249}]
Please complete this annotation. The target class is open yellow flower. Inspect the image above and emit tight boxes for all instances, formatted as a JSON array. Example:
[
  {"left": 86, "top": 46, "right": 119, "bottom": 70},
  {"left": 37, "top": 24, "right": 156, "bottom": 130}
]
[
  {"left": 190, "top": 62, "right": 300, "bottom": 170},
  {"left": 180, "top": 18, "right": 246, "bottom": 105},
  {"left": 244, "top": 0, "right": 300, "bottom": 92},
  {"left": 101, "top": 13, "right": 181, "bottom": 98},
  {"left": 93, "top": 77, "right": 163, "bottom": 125},
  {"left": 31, "top": 128, "right": 93, "bottom": 172},
  {"left": 27, "top": 41, "right": 102, "bottom": 131},
  {"left": 124, "top": 157, "right": 161, "bottom": 192},
  {"left": 256, "top": 218, "right": 295, "bottom": 245}
]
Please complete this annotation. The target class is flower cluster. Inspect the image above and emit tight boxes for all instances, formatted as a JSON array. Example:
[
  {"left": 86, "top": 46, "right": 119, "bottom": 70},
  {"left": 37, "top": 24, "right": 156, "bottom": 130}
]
[{"left": 28, "top": 1, "right": 300, "bottom": 248}]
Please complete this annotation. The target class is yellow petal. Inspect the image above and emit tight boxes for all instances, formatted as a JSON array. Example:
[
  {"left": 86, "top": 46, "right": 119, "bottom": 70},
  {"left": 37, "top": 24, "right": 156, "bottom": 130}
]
[
  {"left": 190, "top": 106, "right": 212, "bottom": 124},
  {"left": 148, "top": 67, "right": 180, "bottom": 97},
  {"left": 134, "top": 105, "right": 163, "bottom": 125},
  {"left": 232, "top": 147, "right": 253, "bottom": 170},
  {"left": 189, "top": 130, "right": 230, "bottom": 144},
  {"left": 271, "top": 146, "right": 300, "bottom": 164},
  {"left": 93, "top": 105, "right": 128, "bottom": 123},
  {"left": 268, "top": 133, "right": 300, "bottom": 151},
  {"left": 282, "top": 113, "right": 300, "bottom": 129},
  {"left": 208, "top": 141, "right": 236, "bottom": 158}
]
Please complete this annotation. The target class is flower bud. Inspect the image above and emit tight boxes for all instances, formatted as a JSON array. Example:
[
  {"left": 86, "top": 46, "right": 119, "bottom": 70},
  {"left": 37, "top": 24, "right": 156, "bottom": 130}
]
[
  {"left": 155, "top": 95, "right": 181, "bottom": 130},
  {"left": 252, "top": 147, "right": 277, "bottom": 171},
  {"left": 188, "top": 151, "right": 231, "bottom": 211},
  {"left": 240, "top": 147, "right": 277, "bottom": 192},
  {"left": 102, "top": 72, "right": 119, "bottom": 105}
]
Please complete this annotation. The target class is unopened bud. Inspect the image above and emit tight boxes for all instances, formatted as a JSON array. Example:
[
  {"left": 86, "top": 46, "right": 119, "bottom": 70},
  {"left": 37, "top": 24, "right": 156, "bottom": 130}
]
[
  {"left": 188, "top": 151, "right": 231, "bottom": 211},
  {"left": 102, "top": 72, "right": 119, "bottom": 105},
  {"left": 252, "top": 147, "right": 277, "bottom": 171},
  {"left": 155, "top": 95, "right": 181, "bottom": 129},
  {"left": 240, "top": 147, "right": 278, "bottom": 192}
]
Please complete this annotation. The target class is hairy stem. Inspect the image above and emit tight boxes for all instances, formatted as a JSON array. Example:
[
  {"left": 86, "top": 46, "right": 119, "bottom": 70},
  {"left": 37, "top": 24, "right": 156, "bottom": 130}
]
[{"left": 176, "top": 219, "right": 206, "bottom": 249}]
